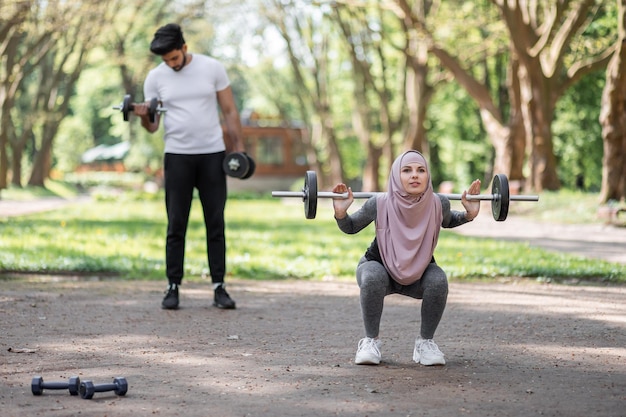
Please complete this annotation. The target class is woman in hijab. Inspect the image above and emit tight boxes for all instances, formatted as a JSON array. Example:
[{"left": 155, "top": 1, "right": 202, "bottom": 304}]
[{"left": 333, "top": 150, "right": 481, "bottom": 365}]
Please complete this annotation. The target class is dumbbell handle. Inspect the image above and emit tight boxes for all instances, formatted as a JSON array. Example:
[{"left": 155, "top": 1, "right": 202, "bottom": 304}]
[
  {"left": 43, "top": 381, "right": 73, "bottom": 389},
  {"left": 91, "top": 383, "right": 117, "bottom": 392},
  {"left": 111, "top": 102, "right": 168, "bottom": 113},
  {"left": 272, "top": 191, "right": 539, "bottom": 202}
]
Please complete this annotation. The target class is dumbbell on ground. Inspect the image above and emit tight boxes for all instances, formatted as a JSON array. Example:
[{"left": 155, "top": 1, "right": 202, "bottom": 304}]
[
  {"left": 31, "top": 375, "right": 80, "bottom": 396},
  {"left": 79, "top": 377, "right": 128, "bottom": 399}
]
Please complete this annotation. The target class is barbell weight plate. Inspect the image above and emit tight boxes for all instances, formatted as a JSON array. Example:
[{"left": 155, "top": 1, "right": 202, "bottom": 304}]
[
  {"left": 304, "top": 170, "right": 318, "bottom": 219},
  {"left": 241, "top": 153, "right": 256, "bottom": 180},
  {"left": 148, "top": 97, "right": 158, "bottom": 123},
  {"left": 491, "top": 173, "right": 509, "bottom": 221},
  {"left": 222, "top": 152, "right": 250, "bottom": 178},
  {"left": 122, "top": 94, "right": 132, "bottom": 122}
]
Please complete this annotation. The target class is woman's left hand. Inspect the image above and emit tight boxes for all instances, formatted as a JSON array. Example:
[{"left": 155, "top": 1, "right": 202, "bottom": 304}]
[{"left": 462, "top": 179, "right": 481, "bottom": 221}]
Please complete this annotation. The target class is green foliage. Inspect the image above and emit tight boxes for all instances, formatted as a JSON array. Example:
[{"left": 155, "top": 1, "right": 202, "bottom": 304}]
[
  {"left": 553, "top": 71, "right": 605, "bottom": 191},
  {"left": 428, "top": 82, "right": 492, "bottom": 188},
  {"left": 4, "top": 0, "right": 617, "bottom": 198},
  {"left": 0, "top": 195, "right": 623, "bottom": 283}
]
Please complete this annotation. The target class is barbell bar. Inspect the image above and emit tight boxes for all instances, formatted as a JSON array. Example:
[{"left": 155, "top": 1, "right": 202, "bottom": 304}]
[{"left": 271, "top": 171, "right": 539, "bottom": 221}]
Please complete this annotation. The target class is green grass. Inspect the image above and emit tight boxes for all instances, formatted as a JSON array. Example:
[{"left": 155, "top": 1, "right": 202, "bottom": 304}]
[{"left": 0, "top": 189, "right": 624, "bottom": 284}]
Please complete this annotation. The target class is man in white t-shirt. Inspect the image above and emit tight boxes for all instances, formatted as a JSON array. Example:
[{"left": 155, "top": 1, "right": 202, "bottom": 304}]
[{"left": 134, "top": 23, "right": 244, "bottom": 310}]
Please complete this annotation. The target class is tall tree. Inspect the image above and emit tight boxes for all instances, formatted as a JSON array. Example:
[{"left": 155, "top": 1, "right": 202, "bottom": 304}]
[
  {"left": 395, "top": 0, "right": 526, "bottom": 184},
  {"left": 0, "top": 1, "right": 118, "bottom": 187},
  {"left": 0, "top": 1, "right": 37, "bottom": 188},
  {"left": 262, "top": 0, "right": 344, "bottom": 187},
  {"left": 27, "top": 1, "right": 117, "bottom": 186},
  {"left": 495, "top": 0, "right": 615, "bottom": 191},
  {"left": 599, "top": 0, "right": 626, "bottom": 202},
  {"left": 396, "top": 0, "right": 616, "bottom": 191},
  {"left": 332, "top": 3, "right": 407, "bottom": 191}
]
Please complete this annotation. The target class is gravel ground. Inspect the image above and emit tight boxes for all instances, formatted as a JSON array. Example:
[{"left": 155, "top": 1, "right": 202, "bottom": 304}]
[
  {"left": 1, "top": 278, "right": 625, "bottom": 417},
  {"left": 1, "top": 197, "right": 625, "bottom": 416}
]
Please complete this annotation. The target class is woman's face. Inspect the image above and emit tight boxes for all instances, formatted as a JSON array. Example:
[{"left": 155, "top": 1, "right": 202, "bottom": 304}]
[{"left": 400, "top": 162, "right": 429, "bottom": 195}]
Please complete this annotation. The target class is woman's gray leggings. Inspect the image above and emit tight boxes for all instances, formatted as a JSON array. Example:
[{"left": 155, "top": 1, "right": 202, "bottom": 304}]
[{"left": 356, "top": 257, "right": 448, "bottom": 340}]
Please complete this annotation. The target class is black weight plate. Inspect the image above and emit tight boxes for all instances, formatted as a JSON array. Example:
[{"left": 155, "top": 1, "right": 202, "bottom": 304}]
[
  {"left": 492, "top": 174, "right": 509, "bottom": 221},
  {"left": 222, "top": 152, "right": 250, "bottom": 178},
  {"left": 122, "top": 95, "right": 132, "bottom": 122},
  {"left": 31, "top": 376, "right": 43, "bottom": 395},
  {"left": 148, "top": 98, "right": 158, "bottom": 123},
  {"left": 79, "top": 381, "right": 95, "bottom": 399},
  {"left": 68, "top": 376, "right": 80, "bottom": 396},
  {"left": 241, "top": 153, "right": 256, "bottom": 180},
  {"left": 114, "top": 377, "right": 128, "bottom": 396},
  {"left": 304, "top": 171, "right": 317, "bottom": 219}
]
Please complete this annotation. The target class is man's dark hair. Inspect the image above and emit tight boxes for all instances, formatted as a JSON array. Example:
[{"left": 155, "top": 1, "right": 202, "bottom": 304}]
[{"left": 150, "top": 23, "right": 186, "bottom": 55}]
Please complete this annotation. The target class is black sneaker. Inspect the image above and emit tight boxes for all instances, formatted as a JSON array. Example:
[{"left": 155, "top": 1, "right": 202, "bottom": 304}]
[
  {"left": 213, "top": 285, "right": 236, "bottom": 309},
  {"left": 161, "top": 284, "right": 179, "bottom": 310}
]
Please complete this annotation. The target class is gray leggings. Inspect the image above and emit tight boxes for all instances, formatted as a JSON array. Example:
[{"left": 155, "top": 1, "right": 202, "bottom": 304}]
[{"left": 356, "top": 257, "right": 448, "bottom": 340}]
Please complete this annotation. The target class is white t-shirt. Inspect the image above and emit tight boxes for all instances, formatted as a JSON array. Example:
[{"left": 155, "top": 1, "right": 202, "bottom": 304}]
[{"left": 144, "top": 54, "right": 230, "bottom": 154}]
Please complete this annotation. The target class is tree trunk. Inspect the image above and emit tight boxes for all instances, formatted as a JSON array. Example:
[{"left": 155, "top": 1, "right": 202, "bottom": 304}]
[
  {"left": 403, "top": 46, "right": 432, "bottom": 155},
  {"left": 10, "top": 144, "right": 24, "bottom": 187},
  {"left": 599, "top": 1, "right": 626, "bottom": 203},
  {"left": 518, "top": 67, "right": 561, "bottom": 191},
  {"left": 0, "top": 125, "right": 8, "bottom": 190},
  {"left": 28, "top": 122, "right": 56, "bottom": 187}
]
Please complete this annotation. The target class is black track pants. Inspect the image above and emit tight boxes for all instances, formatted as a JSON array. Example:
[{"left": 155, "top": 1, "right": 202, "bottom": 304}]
[{"left": 163, "top": 152, "right": 227, "bottom": 285}]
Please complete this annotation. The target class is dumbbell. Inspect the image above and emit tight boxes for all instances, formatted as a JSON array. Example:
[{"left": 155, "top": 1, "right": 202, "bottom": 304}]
[
  {"left": 31, "top": 375, "right": 80, "bottom": 396},
  {"left": 112, "top": 94, "right": 167, "bottom": 123},
  {"left": 223, "top": 152, "right": 255, "bottom": 179},
  {"left": 79, "top": 377, "right": 128, "bottom": 399}
]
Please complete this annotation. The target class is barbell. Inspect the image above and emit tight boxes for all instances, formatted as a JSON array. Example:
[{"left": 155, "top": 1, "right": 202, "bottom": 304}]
[{"left": 272, "top": 171, "right": 539, "bottom": 221}]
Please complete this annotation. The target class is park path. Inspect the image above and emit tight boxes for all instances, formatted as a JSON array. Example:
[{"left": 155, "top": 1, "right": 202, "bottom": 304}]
[
  {"left": 0, "top": 196, "right": 90, "bottom": 218},
  {"left": 454, "top": 209, "right": 626, "bottom": 265},
  {"left": 1, "top": 196, "right": 625, "bottom": 264}
]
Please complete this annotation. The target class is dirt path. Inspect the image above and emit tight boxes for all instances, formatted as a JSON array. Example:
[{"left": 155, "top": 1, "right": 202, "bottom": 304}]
[
  {"left": 454, "top": 208, "right": 626, "bottom": 264},
  {"left": 0, "top": 196, "right": 90, "bottom": 219},
  {"left": 1, "top": 278, "right": 625, "bottom": 417}
]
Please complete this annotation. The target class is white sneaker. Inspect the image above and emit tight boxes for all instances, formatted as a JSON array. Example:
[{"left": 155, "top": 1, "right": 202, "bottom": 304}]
[
  {"left": 413, "top": 337, "right": 445, "bottom": 365},
  {"left": 355, "top": 337, "right": 382, "bottom": 365}
]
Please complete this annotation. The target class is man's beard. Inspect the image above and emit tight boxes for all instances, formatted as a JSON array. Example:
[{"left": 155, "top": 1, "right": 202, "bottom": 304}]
[{"left": 173, "top": 54, "right": 187, "bottom": 72}]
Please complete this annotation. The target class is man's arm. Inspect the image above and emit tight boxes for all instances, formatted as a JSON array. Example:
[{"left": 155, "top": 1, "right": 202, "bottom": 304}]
[
  {"left": 133, "top": 102, "right": 160, "bottom": 133},
  {"left": 217, "top": 86, "right": 244, "bottom": 153}
]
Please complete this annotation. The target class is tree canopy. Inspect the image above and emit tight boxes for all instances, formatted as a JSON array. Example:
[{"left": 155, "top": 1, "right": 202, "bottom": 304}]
[{"left": 0, "top": 0, "right": 623, "bottom": 201}]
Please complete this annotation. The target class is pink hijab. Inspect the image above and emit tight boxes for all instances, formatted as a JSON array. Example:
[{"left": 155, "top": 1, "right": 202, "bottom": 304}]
[{"left": 376, "top": 151, "right": 443, "bottom": 285}]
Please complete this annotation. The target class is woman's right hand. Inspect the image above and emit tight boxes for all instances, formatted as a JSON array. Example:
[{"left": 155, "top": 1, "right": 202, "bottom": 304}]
[{"left": 332, "top": 183, "right": 353, "bottom": 219}]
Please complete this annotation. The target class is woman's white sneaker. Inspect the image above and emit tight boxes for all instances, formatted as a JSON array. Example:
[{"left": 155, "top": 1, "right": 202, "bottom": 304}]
[
  {"left": 413, "top": 337, "right": 445, "bottom": 365},
  {"left": 355, "top": 337, "right": 382, "bottom": 365}
]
